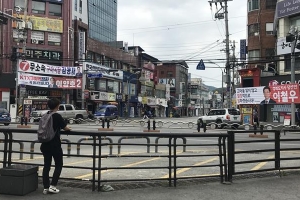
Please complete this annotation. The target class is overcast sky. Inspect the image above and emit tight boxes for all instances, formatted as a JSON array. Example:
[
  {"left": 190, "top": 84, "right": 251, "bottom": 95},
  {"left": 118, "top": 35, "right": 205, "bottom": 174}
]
[{"left": 117, "top": 0, "right": 247, "bottom": 88}]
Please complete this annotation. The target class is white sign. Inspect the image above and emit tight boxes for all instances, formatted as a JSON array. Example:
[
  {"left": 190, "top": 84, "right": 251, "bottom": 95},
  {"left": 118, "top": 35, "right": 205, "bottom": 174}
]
[
  {"left": 277, "top": 37, "right": 299, "bottom": 55},
  {"left": 13, "top": 29, "right": 24, "bottom": 39},
  {"left": 31, "top": 31, "right": 44, "bottom": 41},
  {"left": 147, "top": 97, "right": 156, "bottom": 105},
  {"left": 236, "top": 87, "right": 264, "bottom": 105},
  {"left": 23, "top": 99, "right": 32, "bottom": 104},
  {"left": 18, "top": 60, "right": 80, "bottom": 77},
  {"left": 83, "top": 62, "right": 123, "bottom": 80},
  {"left": 48, "top": 33, "right": 61, "bottom": 42},
  {"left": 78, "top": 32, "right": 86, "bottom": 60},
  {"left": 27, "top": 96, "right": 48, "bottom": 99},
  {"left": 99, "top": 92, "right": 108, "bottom": 101},
  {"left": 165, "top": 84, "right": 170, "bottom": 99}
]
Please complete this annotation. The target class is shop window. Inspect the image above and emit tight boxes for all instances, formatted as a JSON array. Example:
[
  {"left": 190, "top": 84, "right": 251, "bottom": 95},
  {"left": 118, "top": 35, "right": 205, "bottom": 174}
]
[
  {"left": 266, "top": 23, "right": 273, "bottom": 35},
  {"left": 248, "top": 23, "right": 259, "bottom": 36},
  {"left": 290, "top": 16, "right": 300, "bottom": 29},
  {"left": 248, "top": 0, "right": 259, "bottom": 12},
  {"left": 49, "top": 3, "right": 62, "bottom": 16},
  {"left": 31, "top": 31, "right": 44, "bottom": 45},
  {"left": 32, "top": 1, "right": 45, "bottom": 14},
  {"left": 48, "top": 33, "right": 61, "bottom": 46}
]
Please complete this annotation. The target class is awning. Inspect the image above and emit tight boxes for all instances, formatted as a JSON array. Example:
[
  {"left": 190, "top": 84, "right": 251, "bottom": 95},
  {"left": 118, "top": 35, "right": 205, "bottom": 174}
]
[{"left": 108, "top": 102, "right": 118, "bottom": 105}]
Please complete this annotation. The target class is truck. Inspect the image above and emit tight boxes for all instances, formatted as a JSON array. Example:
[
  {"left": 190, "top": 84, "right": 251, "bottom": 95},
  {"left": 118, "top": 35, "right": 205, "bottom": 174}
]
[{"left": 30, "top": 104, "right": 89, "bottom": 123}]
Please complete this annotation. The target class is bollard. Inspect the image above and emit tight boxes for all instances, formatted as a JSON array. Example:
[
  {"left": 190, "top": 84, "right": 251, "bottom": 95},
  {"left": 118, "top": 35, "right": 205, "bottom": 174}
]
[
  {"left": 24, "top": 117, "right": 28, "bottom": 126},
  {"left": 102, "top": 118, "right": 105, "bottom": 128},
  {"left": 260, "top": 125, "right": 264, "bottom": 135},
  {"left": 153, "top": 119, "right": 156, "bottom": 130},
  {"left": 21, "top": 117, "right": 24, "bottom": 125},
  {"left": 253, "top": 123, "right": 257, "bottom": 135},
  {"left": 203, "top": 121, "right": 207, "bottom": 133},
  {"left": 197, "top": 119, "right": 200, "bottom": 132},
  {"left": 107, "top": 119, "right": 110, "bottom": 129},
  {"left": 147, "top": 119, "right": 150, "bottom": 130}
]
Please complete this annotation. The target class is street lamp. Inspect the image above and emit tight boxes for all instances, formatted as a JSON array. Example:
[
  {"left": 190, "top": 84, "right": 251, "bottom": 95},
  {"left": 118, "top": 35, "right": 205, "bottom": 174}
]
[{"left": 207, "top": 60, "right": 225, "bottom": 108}]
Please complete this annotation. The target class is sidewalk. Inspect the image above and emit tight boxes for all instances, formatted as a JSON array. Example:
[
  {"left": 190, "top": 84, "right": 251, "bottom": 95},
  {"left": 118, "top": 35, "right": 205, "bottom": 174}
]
[{"left": 1, "top": 175, "right": 300, "bottom": 200}]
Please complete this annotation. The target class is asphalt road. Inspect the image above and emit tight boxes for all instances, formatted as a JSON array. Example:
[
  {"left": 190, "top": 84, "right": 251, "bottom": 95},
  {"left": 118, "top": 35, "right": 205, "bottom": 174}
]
[{"left": 1, "top": 117, "right": 300, "bottom": 184}]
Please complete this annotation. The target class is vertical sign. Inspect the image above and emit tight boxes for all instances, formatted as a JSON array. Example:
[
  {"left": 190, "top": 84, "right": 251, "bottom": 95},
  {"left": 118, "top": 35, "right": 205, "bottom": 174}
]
[
  {"left": 240, "top": 39, "right": 247, "bottom": 60},
  {"left": 78, "top": 32, "right": 86, "bottom": 60}
]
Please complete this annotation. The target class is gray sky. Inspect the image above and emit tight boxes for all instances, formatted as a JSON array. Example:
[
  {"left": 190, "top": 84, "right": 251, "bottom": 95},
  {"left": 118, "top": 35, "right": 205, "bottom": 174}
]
[{"left": 117, "top": 0, "right": 247, "bottom": 88}]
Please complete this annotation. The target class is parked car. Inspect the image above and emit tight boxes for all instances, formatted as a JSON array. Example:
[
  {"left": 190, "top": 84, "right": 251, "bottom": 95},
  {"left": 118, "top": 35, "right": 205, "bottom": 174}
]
[
  {"left": 0, "top": 108, "right": 11, "bottom": 126},
  {"left": 31, "top": 104, "right": 89, "bottom": 123},
  {"left": 198, "top": 108, "right": 241, "bottom": 129},
  {"left": 94, "top": 105, "right": 118, "bottom": 120}
]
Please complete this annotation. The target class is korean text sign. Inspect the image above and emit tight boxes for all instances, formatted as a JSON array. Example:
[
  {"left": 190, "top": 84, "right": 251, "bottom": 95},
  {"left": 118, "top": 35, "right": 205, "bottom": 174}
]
[
  {"left": 18, "top": 60, "right": 81, "bottom": 77},
  {"left": 236, "top": 84, "right": 300, "bottom": 105},
  {"left": 18, "top": 73, "right": 82, "bottom": 89}
]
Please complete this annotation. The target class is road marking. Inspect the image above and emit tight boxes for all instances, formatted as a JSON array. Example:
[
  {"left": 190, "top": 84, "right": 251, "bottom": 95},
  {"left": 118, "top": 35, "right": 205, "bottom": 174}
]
[
  {"left": 160, "top": 157, "right": 218, "bottom": 179},
  {"left": 74, "top": 157, "right": 161, "bottom": 179},
  {"left": 251, "top": 155, "right": 274, "bottom": 171}
]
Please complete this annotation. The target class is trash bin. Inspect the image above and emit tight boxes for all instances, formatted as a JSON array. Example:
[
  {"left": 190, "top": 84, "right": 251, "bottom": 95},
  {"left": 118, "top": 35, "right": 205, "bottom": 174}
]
[{"left": 0, "top": 164, "right": 38, "bottom": 195}]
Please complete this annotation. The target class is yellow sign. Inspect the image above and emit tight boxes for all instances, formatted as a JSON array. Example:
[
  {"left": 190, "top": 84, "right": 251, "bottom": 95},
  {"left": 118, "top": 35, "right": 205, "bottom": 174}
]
[
  {"left": 142, "top": 97, "right": 148, "bottom": 104},
  {"left": 241, "top": 107, "right": 252, "bottom": 114},
  {"left": 107, "top": 93, "right": 116, "bottom": 101},
  {"left": 13, "top": 15, "right": 63, "bottom": 33}
]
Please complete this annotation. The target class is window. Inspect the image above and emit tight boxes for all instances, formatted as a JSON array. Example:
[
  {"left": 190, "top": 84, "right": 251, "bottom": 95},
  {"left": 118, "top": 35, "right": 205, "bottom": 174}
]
[
  {"left": 248, "top": 23, "right": 259, "bottom": 36},
  {"left": 284, "top": 53, "right": 300, "bottom": 72},
  {"left": 31, "top": 31, "right": 44, "bottom": 45},
  {"left": 266, "top": 23, "right": 273, "bottom": 35},
  {"left": 167, "top": 71, "right": 173, "bottom": 77},
  {"left": 59, "top": 106, "right": 64, "bottom": 111},
  {"left": 32, "top": 1, "right": 45, "bottom": 14},
  {"left": 248, "top": 0, "right": 259, "bottom": 11},
  {"left": 74, "top": 0, "right": 77, "bottom": 11},
  {"left": 48, "top": 33, "right": 61, "bottom": 46},
  {"left": 49, "top": 3, "right": 62, "bottom": 16},
  {"left": 248, "top": 50, "right": 260, "bottom": 61},
  {"left": 265, "top": 48, "right": 275, "bottom": 60},
  {"left": 266, "top": 0, "right": 276, "bottom": 9},
  {"left": 65, "top": 105, "right": 73, "bottom": 111},
  {"left": 290, "top": 16, "right": 300, "bottom": 29},
  {"left": 14, "top": 0, "right": 25, "bottom": 11},
  {"left": 79, "top": 0, "right": 82, "bottom": 14}
]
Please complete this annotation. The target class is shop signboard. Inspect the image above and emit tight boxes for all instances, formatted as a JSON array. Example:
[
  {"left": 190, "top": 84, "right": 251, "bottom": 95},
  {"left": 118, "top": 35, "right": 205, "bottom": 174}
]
[{"left": 83, "top": 62, "right": 123, "bottom": 80}]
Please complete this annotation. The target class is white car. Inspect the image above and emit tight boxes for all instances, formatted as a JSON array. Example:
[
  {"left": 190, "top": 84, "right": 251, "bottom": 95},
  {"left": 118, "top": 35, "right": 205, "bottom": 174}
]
[{"left": 198, "top": 108, "right": 241, "bottom": 129}]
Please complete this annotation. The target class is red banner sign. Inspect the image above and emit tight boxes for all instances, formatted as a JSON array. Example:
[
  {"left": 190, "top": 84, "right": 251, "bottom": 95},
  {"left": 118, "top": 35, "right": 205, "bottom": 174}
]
[{"left": 270, "top": 84, "right": 300, "bottom": 104}]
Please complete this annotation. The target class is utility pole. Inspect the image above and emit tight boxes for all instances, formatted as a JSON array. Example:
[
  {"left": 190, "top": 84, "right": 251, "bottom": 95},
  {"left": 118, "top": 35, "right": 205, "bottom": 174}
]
[
  {"left": 231, "top": 40, "right": 236, "bottom": 107},
  {"left": 208, "top": 0, "right": 232, "bottom": 108}
]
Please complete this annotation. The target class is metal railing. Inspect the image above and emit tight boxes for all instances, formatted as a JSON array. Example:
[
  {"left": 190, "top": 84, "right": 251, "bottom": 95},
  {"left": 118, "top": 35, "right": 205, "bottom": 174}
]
[{"left": 0, "top": 128, "right": 228, "bottom": 191}]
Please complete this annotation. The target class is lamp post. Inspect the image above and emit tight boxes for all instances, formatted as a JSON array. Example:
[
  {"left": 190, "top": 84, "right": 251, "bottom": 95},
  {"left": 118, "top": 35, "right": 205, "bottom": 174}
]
[{"left": 207, "top": 61, "right": 225, "bottom": 108}]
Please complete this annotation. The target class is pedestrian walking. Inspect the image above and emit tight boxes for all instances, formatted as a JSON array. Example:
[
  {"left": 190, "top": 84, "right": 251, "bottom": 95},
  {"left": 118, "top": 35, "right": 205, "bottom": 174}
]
[
  {"left": 39, "top": 98, "right": 71, "bottom": 194},
  {"left": 143, "top": 110, "right": 149, "bottom": 119}
]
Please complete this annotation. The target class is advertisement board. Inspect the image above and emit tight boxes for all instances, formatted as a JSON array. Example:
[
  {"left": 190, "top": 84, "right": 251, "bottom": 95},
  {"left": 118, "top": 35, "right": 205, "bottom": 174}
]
[
  {"left": 18, "top": 73, "right": 82, "bottom": 89},
  {"left": 236, "top": 84, "right": 300, "bottom": 104},
  {"left": 83, "top": 62, "right": 123, "bottom": 80},
  {"left": 18, "top": 60, "right": 81, "bottom": 77},
  {"left": 158, "top": 78, "right": 175, "bottom": 87}
]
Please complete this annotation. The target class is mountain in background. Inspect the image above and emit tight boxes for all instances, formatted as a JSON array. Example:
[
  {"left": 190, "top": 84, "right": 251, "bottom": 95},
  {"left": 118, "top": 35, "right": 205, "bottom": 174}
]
[{"left": 203, "top": 84, "right": 216, "bottom": 91}]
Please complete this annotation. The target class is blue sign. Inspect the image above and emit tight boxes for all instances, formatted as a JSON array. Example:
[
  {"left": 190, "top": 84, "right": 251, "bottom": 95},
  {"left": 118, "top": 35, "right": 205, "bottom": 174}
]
[
  {"left": 87, "top": 73, "right": 103, "bottom": 79},
  {"left": 196, "top": 59, "right": 205, "bottom": 70},
  {"left": 240, "top": 39, "right": 247, "bottom": 60}
]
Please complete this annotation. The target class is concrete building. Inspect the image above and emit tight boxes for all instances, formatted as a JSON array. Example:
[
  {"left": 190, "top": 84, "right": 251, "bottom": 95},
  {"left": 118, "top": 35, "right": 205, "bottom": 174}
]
[
  {"left": 0, "top": 0, "right": 73, "bottom": 115},
  {"left": 189, "top": 78, "right": 210, "bottom": 116}
]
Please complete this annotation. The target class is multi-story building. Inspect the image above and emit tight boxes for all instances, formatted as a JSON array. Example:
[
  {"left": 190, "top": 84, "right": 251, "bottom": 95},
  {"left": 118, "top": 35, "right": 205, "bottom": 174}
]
[
  {"left": 156, "top": 60, "right": 189, "bottom": 117},
  {"left": 239, "top": 0, "right": 277, "bottom": 88},
  {"left": 0, "top": 0, "right": 73, "bottom": 119},
  {"left": 189, "top": 78, "right": 210, "bottom": 116}
]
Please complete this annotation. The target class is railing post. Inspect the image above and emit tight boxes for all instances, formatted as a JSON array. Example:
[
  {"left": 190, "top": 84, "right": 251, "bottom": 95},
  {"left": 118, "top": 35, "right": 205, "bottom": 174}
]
[
  {"left": 227, "top": 131, "right": 234, "bottom": 182},
  {"left": 173, "top": 137, "right": 177, "bottom": 187},
  {"left": 218, "top": 137, "right": 224, "bottom": 183},
  {"left": 275, "top": 130, "right": 281, "bottom": 171}
]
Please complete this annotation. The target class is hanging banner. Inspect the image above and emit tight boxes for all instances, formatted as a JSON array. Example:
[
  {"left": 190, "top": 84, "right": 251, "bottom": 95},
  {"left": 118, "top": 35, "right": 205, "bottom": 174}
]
[
  {"left": 18, "top": 72, "right": 82, "bottom": 89},
  {"left": 18, "top": 60, "right": 82, "bottom": 77},
  {"left": 236, "top": 84, "right": 300, "bottom": 105},
  {"left": 83, "top": 62, "right": 123, "bottom": 80}
]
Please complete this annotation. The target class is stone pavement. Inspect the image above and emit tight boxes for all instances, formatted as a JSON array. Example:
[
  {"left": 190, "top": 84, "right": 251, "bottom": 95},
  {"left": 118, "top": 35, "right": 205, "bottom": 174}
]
[{"left": 0, "top": 175, "right": 300, "bottom": 200}]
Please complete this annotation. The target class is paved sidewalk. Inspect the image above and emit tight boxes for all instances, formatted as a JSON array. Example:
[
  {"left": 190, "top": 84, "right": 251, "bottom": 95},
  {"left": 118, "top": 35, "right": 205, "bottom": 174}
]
[{"left": 1, "top": 175, "right": 300, "bottom": 200}]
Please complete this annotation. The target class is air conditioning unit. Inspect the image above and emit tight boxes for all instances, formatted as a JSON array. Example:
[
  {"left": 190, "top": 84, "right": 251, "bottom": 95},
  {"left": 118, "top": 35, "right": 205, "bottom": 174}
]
[
  {"left": 17, "top": 21, "right": 25, "bottom": 29},
  {"left": 26, "top": 21, "right": 32, "bottom": 30},
  {"left": 31, "top": 39, "right": 38, "bottom": 44}
]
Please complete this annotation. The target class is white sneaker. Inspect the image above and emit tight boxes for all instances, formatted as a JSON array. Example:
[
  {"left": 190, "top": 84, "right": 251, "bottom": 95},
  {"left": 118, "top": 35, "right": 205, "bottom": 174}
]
[
  {"left": 48, "top": 185, "right": 60, "bottom": 194},
  {"left": 43, "top": 189, "right": 48, "bottom": 195}
]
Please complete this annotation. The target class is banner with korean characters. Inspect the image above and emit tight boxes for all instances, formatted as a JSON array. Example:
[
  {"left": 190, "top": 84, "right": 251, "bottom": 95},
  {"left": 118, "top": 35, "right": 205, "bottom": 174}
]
[
  {"left": 236, "top": 84, "right": 300, "bottom": 105},
  {"left": 18, "top": 60, "right": 81, "bottom": 77},
  {"left": 18, "top": 72, "right": 82, "bottom": 89}
]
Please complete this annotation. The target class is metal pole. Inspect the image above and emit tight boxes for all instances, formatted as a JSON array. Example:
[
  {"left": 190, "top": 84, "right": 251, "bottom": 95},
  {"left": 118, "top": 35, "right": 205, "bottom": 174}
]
[
  {"left": 81, "top": 53, "right": 86, "bottom": 109},
  {"left": 224, "top": 0, "right": 231, "bottom": 108},
  {"left": 221, "top": 71, "right": 224, "bottom": 108},
  {"left": 127, "top": 80, "right": 130, "bottom": 118},
  {"left": 291, "top": 28, "right": 297, "bottom": 126}
]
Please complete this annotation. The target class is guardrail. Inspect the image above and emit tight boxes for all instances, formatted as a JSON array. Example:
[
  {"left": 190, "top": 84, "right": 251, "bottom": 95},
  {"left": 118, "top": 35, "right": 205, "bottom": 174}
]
[{"left": 0, "top": 128, "right": 227, "bottom": 191}]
